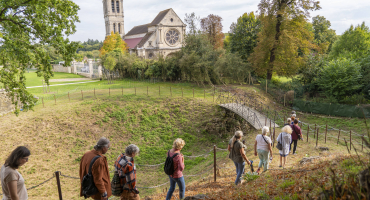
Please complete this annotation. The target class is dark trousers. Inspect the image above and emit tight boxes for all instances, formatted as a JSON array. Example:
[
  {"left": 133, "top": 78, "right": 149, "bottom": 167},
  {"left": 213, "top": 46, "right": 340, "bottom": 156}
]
[{"left": 290, "top": 140, "right": 298, "bottom": 154}]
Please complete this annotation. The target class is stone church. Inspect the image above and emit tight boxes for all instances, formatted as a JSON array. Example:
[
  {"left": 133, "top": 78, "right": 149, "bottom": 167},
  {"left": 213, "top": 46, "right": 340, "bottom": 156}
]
[{"left": 102, "top": 0, "right": 186, "bottom": 59}]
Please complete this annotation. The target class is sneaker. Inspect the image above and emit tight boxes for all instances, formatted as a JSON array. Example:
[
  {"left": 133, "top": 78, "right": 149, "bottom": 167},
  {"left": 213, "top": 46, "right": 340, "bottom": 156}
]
[
  {"left": 279, "top": 165, "right": 282, "bottom": 168},
  {"left": 293, "top": 153, "right": 297, "bottom": 155}
]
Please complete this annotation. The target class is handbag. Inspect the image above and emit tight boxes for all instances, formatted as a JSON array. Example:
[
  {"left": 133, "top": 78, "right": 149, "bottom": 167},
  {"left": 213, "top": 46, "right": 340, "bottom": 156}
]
[
  {"left": 111, "top": 171, "right": 123, "bottom": 196},
  {"left": 276, "top": 133, "right": 283, "bottom": 150}
]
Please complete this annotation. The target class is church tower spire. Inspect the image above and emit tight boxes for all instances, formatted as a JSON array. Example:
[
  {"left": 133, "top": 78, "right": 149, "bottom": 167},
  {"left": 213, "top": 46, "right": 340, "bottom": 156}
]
[{"left": 103, "top": 0, "right": 124, "bottom": 38}]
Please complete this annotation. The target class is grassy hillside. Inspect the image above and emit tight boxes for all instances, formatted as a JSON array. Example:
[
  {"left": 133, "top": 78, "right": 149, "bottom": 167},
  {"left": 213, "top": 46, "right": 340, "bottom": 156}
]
[{"left": 0, "top": 92, "right": 252, "bottom": 199}]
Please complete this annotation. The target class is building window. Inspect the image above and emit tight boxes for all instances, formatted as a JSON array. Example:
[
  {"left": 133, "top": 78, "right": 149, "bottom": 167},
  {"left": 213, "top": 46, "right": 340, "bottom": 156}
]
[
  {"left": 149, "top": 53, "right": 154, "bottom": 58},
  {"left": 111, "top": 0, "right": 115, "bottom": 12},
  {"left": 118, "top": 23, "right": 121, "bottom": 34},
  {"left": 148, "top": 41, "right": 152, "bottom": 46},
  {"left": 166, "top": 29, "right": 180, "bottom": 45},
  {"left": 113, "top": 23, "right": 116, "bottom": 33},
  {"left": 170, "top": 18, "right": 174, "bottom": 22},
  {"left": 116, "top": 1, "right": 120, "bottom": 13}
]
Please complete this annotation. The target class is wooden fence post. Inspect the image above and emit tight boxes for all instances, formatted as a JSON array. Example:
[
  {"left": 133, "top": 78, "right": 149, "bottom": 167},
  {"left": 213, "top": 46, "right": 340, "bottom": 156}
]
[
  {"left": 181, "top": 88, "right": 183, "bottom": 98},
  {"left": 284, "top": 94, "right": 286, "bottom": 107},
  {"left": 316, "top": 128, "right": 319, "bottom": 147},
  {"left": 55, "top": 171, "right": 63, "bottom": 200},
  {"left": 337, "top": 130, "right": 341, "bottom": 145},
  {"left": 147, "top": 86, "right": 148, "bottom": 96},
  {"left": 48, "top": 85, "right": 50, "bottom": 93},
  {"left": 193, "top": 88, "right": 194, "bottom": 98},
  {"left": 94, "top": 88, "right": 96, "bottom": 98},
  {"left": 213, "top": 86, "right": 215, "bottom": 102},
  {"left": 266, "top": 79, "right": 267, "bottom": 93},
  {"left": 81, "top": 90, "right": 83, "bottom": 100},
  {"left": 214, "top": 145, "right": 216, "bottom": 182},
  {"left": 314, "top": 124, "right": 316, "bottom": 139},
  {"left": 135, "top": 87, "right": 136, "bottom": 95},
  {"left": 362, "top": 135, "right": 364, "bottom": 151},
  {"left": 42, "top": 98, "right": 44, "bottom": 108},
  {"left": 350, "top": 130, "right": 352, "bottom": 150},
  {"left": 170, "top": 87, "right": 172, "bottom": 97},
  {"left": 122, "top": 87, "right": 123, "bottom": 96},
  {"left": 109, "top": 88, "right": 110, "bottom": 96},
  {"left": 68, "top": 92, "right": 70, "bottom": 102},
  {"left": 54, "top": 94, "right": 56, "bottom": 105},
  {"left": 159, "top": 86, "right": 161, "bottom": 96},
  {"left": 325, "top": 124, "right": 327, "bottom": 143},
  {"left": 204, "top": 90, "right": 205, "bottom": 99},
  {"left": 307, "top": 125, "right": 309, "bottom": 142}
]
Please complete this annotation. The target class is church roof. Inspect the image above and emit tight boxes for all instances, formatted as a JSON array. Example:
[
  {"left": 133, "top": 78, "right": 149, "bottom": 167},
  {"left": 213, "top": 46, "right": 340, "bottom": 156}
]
[
  {"left": 137, "top": 31, "right": 155, "bottom": 48},
  {"left": 125, "top": 23, "right": 150, "bottom": 36},
  {"left": 150, "top": 9, "right": 171, "bottom": 25},
  {"left": 124, "top": 37, "right": 144, "bottom": 49},
  {"left": 125, "top": 8, "right": 172, "bottom": 37}
]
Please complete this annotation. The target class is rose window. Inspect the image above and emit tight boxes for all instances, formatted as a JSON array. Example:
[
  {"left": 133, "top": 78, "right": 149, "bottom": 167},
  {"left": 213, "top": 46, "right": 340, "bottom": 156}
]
[{"left": 166, "top": 30, "right": 179, "bottom": 45}]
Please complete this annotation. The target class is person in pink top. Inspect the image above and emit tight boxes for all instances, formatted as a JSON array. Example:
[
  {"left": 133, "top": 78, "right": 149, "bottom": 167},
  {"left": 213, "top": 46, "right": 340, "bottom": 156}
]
[{"left": 166, "top": 138, "right": 186, "bottom": 200}]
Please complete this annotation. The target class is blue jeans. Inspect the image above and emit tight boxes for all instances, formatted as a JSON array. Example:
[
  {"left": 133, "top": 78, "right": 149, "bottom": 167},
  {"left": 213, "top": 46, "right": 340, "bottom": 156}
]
[
  {"left": 233, "top": 161, "right": 245, "bottom": 185},
  {"left": 257, "top": 149, "right": 269, "bottom": 172},
  {"left": 166, "top": 176, "right": 185, "bottom": 200}
]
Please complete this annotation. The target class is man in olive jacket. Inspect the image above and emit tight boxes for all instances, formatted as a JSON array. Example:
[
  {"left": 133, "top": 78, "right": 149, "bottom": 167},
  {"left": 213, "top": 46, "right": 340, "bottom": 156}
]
[{"left": 79, "top": 137, "right": 112, "bottom": 200}]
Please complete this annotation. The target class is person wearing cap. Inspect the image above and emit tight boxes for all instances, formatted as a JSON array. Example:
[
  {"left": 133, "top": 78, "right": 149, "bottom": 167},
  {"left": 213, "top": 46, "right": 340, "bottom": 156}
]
[
  {"left": 79, "top": 137, "right": 112, "bottom": 200},
  {"left": 228, "top": 131, "right": 251, "bottom": 185},
  {"left": 254, "top": 126, "right": 273, "bottom": 174}
]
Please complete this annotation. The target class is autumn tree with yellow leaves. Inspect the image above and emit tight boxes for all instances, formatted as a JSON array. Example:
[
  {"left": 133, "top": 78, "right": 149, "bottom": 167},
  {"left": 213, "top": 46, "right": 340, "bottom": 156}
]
[{"left": 249, "top": 0, "right": 321, "bottom": 80}]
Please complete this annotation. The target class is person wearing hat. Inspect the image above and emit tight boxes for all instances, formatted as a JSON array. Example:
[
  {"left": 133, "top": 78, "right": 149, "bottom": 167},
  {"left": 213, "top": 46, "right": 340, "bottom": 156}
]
[{"left": 228, "top": 131, "right": 251, "bottom": 185}]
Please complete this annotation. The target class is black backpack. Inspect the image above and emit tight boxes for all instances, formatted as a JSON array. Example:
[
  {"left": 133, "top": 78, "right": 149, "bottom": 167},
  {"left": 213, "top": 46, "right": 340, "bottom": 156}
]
[
  {"left": 164, "top": 150, "right": 179, "bottom": 176},
  {"left": 82, "top": 155, "right": 101, "bottom": 198}
]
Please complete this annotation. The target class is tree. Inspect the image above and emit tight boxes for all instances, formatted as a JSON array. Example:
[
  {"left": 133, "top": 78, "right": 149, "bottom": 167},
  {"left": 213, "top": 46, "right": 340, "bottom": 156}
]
[
  {"left": 249, "top": 0, "right": 321, "bottom": 80},
  {"left": 0, "top": 0, "right": 80, "bottom": 114},
  {"left": 184, "top": 12, "right": 200, "bottom": 34},
  {"left": 312, "top": 15, "right": 337, "bottom": 53},
  {"left": 316, "top": 58, "right": 363, "bottom": 102},
  {"left": 228, "top": 12, "right": 261, "bottom": 61},
  {"left": 330, "top": 22, "right": 370, "bottom": 60},
  {"left": 100, "top": 32, "right": 128, "bottom": 56},
  {"left": 200, "top": 14, "right": 224, "bottom": 49}
]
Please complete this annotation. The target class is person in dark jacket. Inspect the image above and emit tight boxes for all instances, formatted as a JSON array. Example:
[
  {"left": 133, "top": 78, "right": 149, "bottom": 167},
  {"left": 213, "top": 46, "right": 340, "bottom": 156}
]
[
  {"left": 290, "top": 119, "right": 303, "bottom": 155},
  {"left": 228, "top": 131, "right": 251, "bottom": 185},
  {"left": 80, "top": 137, "right": 111, "bottom": 200}
]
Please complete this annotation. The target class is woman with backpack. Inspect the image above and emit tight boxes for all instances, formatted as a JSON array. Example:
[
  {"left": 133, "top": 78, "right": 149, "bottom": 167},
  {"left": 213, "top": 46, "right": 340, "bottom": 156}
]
[
  {"left": 228, "top": 131, "right": 251, "bottom": 185},
  {"left": 277, "top": 125, "right": 292, "bottom": 168},
  {"left": 165, "top": 138, "right": 186, "bottom": 200},
  {"left": 290, "top": 119, "right": 303, "bottom": 155},
  {"left": 254, "top": 126, "right": 273, "bottom": 174}
]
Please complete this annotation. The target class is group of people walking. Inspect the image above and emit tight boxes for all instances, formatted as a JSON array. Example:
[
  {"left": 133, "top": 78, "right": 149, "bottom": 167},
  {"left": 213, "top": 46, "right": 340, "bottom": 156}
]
[
  {"left": 228, "top": 111, "right": 303, "bottom": 185},
  {"left": 0, "top": 112, "right": 303, "bottom": 199}
]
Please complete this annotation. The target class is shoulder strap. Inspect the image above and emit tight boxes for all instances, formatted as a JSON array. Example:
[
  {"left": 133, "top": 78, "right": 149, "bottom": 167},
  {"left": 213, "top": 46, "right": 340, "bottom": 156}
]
[
  {"left": 261, "top": 135, "right": 270, "bottom": 145},
  {"left": 168, "top": 150, "right": 179, "bottom": 159},
  {"left": 88, "top": 155, "right": 101, "bottom": 175}
]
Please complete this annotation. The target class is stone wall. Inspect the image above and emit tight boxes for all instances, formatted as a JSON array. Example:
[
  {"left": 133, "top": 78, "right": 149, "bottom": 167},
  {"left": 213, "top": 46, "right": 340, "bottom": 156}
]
[
  {"left": 0, "top": 91, "right": 15, "bottom": 116},
  {"left": 53, "top": 65, "right": 71, "bottom": 73}
]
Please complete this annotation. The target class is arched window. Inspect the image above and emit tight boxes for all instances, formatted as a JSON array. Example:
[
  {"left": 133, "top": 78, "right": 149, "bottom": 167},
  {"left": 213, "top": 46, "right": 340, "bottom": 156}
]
[
  {"left": 118, "top": 23, "right": 121, "bottom": 34},
  {"left": 111, "top": 0, "right": 115, "bottom": 12},
  {"left": 113, "top": 23, "right": 116, "bottom": 33},
  {"left": 116, "top": 1, "right": 120, "bottom": 13}
]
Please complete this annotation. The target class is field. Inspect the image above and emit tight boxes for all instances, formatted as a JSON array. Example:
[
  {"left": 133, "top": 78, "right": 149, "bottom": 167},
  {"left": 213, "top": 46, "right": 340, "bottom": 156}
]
[{"left": 0, "top": 76, "right": 368, "bottom": 199}]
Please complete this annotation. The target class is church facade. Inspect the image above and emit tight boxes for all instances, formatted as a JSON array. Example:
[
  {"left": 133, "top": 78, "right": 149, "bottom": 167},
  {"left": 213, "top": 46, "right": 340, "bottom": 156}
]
[{"left": 102, "top": 1, "right": 186, "bottom": 59}]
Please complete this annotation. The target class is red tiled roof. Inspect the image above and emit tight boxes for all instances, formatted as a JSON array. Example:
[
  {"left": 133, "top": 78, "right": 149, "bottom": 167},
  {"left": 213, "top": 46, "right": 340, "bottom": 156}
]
[{"left": 124, "top": 37, "right": 143, "bottom": 49}]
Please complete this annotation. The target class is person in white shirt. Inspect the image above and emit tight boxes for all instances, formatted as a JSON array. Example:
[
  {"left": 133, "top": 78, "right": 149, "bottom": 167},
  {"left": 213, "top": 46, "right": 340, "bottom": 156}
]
[{"left": 254, "top": 126, "right": 273, "bottom": 174}]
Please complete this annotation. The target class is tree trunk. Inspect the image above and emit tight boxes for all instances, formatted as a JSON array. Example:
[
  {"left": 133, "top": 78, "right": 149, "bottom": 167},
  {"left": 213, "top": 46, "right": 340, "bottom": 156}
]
[{"left": 268, "top": 0, "right": 287, "bottom": 80}]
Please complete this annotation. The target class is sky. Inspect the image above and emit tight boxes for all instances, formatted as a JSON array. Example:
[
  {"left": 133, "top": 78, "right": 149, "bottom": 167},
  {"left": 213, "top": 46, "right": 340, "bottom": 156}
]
[{"left": 68, "top": 0, "right": 370, "bottom": 42}]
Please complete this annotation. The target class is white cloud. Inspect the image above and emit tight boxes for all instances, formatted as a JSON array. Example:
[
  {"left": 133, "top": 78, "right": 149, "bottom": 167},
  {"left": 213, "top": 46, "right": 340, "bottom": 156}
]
[{"left": 68, "top": 0, "right": 370, "bottom": 41}]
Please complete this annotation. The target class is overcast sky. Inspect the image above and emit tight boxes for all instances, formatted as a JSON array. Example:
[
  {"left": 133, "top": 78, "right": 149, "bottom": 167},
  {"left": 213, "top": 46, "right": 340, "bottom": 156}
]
[{"left": 68, "top": 0, "right": 370, "bottom": 42}]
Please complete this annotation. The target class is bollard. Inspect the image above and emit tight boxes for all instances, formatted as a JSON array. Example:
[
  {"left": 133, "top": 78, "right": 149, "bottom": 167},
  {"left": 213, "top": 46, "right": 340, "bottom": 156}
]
[
  {"left": 54, "top": 94, "right": 56, "bottom": 105},
  {"left": 68, "top": 92, "right": 70, "bottom": 102},
  {"left": 337, "top": 130, "right": 341, "bottom": 145},
  {"left": 42, "top": 98, "right": 44, "bottom": 108},
  {"left": 214, "top": 145, "right": 216, "bottom": 182},
  {"left": 55, "top": 171, "right": 63, "bottom": 200}
]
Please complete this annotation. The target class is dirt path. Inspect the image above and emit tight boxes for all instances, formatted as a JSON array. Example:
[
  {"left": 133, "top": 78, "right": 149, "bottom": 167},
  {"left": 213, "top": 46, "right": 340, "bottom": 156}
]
[
  {"left": 49, "top": 78, "right": 92, "bottom": 82},
  {"left": 26, "top": 80, "right": 99, "bottom": 88}
]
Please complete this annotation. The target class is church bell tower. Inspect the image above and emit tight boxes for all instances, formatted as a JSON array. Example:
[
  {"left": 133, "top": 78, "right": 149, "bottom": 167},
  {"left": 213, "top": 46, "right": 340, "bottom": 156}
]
[{"left": 103, "top": 0, "right": 124, "bottom": 38}]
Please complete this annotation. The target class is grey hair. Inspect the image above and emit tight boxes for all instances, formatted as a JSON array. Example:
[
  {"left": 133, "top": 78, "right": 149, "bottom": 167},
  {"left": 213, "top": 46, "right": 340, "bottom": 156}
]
[
  {"left": 291, "top": 114, "right": 296, "bottom": 118},
  {"left": 125, "top": 144, "right": 140, "bottom": 156},
  {"left": 231, "top": 131, "right": 243, "bottom": 148},
  {"left": 262, "top": 126, "right": 269, "bottom": 135},
  {"left": 287, "top": 118, "right": 291, "bottom": 122},
  {"left": 94, "top": 137, "right": 110, "bottom": 151},
  {"left": 291, "top": 111, "right": 296, "bottom": 114}
]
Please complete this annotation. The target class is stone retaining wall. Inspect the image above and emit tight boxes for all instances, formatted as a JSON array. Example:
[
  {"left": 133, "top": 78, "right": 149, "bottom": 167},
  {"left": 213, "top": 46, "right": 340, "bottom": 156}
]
[{"left": 0, "top": 91, "right": 15, "bottom": 116}]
